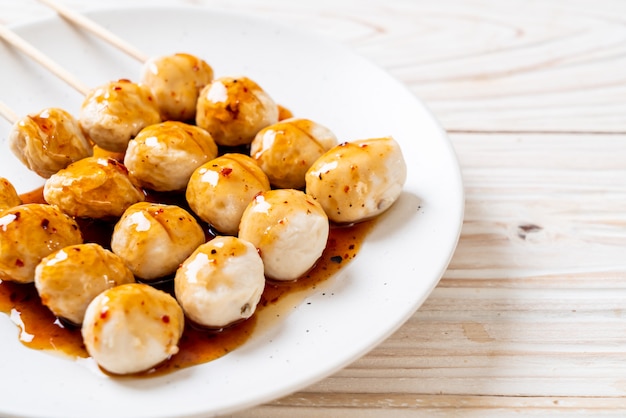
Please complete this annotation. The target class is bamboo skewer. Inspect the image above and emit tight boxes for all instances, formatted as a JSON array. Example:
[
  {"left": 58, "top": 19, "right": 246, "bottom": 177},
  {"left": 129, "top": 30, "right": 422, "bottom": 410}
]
[
  {"left": 0, "top": 24, "right": 90, "bottom": 95},
  {"left": 0, "top": 101, "right": 19, "bottom": 124},
  {"left": 35, "top": 0, "right": 149, "bottom": 63}
]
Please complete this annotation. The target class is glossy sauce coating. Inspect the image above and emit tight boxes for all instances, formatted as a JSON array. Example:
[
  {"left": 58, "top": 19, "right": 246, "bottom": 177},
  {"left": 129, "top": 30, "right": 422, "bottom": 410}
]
[
  {"left": 124, "top": 121, "right": 218, "bottom": 192},
  {"left": 250, "top": 118, "right": 337, "bottom": 189},
  {"left": 141, "top": 53, "right": 214, "bottom": 121},
  {"left": 0, "top": 204, "right": 83, "bottom": 284},
  {"left": 111, "top": 202, "right": 205, "bottom": 280},
  {"left": 79, "top": 79, "right": 161, "bottom": 153},
  {"left": 0, "top": 189, "right": 374, "bottom": 376},
  {"left": 35, "top": 243, "right": 135, "bottom": 325},
  {"left": 195, "top": 76, "right": 278, "bottom": 147},
  {"left": 186, "top": 153, "right": 270, "bottom": 235},
  {"left": 9, "top": 108, "right": 93, "bottom": 179},
  {"left": 43, "top": 157, "right": 145, "bottom": 219},
  {"left": 306, "top": 136, "right": 407, "bottom": 224},
  {"left": 0, "top": 178, "right": 22, "bottom": 211}
]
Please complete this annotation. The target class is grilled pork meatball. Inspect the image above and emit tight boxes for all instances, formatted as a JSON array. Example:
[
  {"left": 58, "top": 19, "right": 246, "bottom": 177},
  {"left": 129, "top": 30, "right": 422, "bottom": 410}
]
[
  {"left": 8, "top": 108, "right": 92, "bottom": 178},
  {"left": 0, "top": 178, "right": 21, "bottom": 211},
  {"left": 174, "top": 236, "right": 265, "bottom": 329},
  {"left": 186, "top": 153, "right": 270, "bottom": 235},
  {"left": 250, "top": 118, "right": 337, "bottom": 189},
  {"left": 305, "top": 137, "right": 407, "bottom": 224},
  {"left": 141, "top": 53, "right": 214, "bottom": 121},
  {"left": 43, "top": 157, "right": 145, "bottom": 219},
  {"left": 0, "top": 204, "right": 82, "bottom": 283},
  {"left": 111, "top": 202, "right": 205, "bottom": 281},
  {"left": 195, "top": 76, "right": 278, "bottom": 147},
  {"left": 79, "top": 79, "right": 161, "bottom": 153},
  {"left": 34, "top": 243, "right": 135, "bottom": 325},
  {"left": 124, "top": 121, "right": 218, "bottom": 192},
  {"left": 81, "top": 283, "right": 184, "bottom": 375},
  {"left": 239, "top": 189, "right": 329, "bottom": 281}
]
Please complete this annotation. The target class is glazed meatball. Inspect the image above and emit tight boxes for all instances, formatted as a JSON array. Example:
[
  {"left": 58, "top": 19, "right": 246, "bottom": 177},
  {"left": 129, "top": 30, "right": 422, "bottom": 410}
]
[
  {"left": 250, "top": 118, "right": 337, "bottom": 189},
  {"left": 111, "top": 202, "right": 205, "bottom": 281},
  {"left": 43, "top": 157, "right": 145, "bottom": 219},
  {"left": 239, "top": 189, "right": 329, "bottom": 281},
  {"left": 8, "top": 108, "right": 93, "bottom": 178},
  {"left": 81, "top": 283, "right": 184, "bottom": 375},
  {"left": 35, "top": 243, "right": 135, "bottom": 325},
  {"left": 195, "top": 76, "right": 278, "bottom": 147},
  {"left": 92, "top": 145, "right": 124, "bottom": 163},
  {"left": 0, "top": 177, "right": 21, "bottom": 211},
  {"left": 186, "top": 153, "right": 270, "bottom": 235},
  {"left": 79, "top": 79, "right": 161, "bottom": 153},
  {"left": 141, "top": 53, "right": 214, "bottom": 121},
  {"left": 174, "top": 236, "right": 265, "bottom": 329},
  {"left": 0, "top": 204, "right": 82, "bottom": 283},
  {"left": 124, "top": 121, "right": 218, "bottom": 192},
  {"left": 305, "top": 136, "right": 407, "bottom": 224}
]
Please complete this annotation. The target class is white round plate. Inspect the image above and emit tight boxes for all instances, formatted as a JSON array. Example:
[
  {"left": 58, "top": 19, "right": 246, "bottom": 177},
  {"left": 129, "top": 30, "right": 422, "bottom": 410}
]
[{"left": 0, "top": 6, "right": 464, "bottom": 418}]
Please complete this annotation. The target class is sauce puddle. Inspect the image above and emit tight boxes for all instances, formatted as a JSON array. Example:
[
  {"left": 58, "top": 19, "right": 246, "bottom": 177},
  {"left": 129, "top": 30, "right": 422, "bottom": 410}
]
[{"left": 0, "top": 188, "right": 374, "bottom": 376}]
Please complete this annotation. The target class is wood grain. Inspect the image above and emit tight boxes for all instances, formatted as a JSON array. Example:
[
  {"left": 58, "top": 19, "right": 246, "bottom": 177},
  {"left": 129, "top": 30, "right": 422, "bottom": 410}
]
[{"left": 1, "top": 0, "right": 625, "bottom": 416}]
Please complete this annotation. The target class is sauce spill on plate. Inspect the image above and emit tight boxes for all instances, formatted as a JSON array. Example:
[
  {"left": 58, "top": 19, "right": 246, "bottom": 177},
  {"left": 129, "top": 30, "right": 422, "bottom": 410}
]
[{"left": 0, "top": 188, "right": 374, "bottom": 376}]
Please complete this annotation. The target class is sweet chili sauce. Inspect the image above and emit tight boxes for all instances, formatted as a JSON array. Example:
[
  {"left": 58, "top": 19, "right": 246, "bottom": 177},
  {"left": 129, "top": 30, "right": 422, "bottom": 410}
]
[{"left": 0, "top": 187, "right": 375, "bottom": 376}]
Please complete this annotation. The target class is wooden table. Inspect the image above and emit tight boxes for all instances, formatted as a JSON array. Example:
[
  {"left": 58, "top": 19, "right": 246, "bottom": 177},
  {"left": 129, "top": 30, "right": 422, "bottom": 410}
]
[{"left": 2, "top": 0, "right": 625, "bottom": 416}]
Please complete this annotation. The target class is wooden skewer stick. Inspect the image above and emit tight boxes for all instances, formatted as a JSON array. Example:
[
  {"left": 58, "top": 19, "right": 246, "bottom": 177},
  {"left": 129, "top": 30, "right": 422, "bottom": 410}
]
[
  {"left": 0, "top": 24, "right": 90, "bottom": 96},
  {"left": 36, "top": 0, "right": 149, "bottom": 63},
  {"left": 0, "top": 101, "right": 19, "bottom": 124}
]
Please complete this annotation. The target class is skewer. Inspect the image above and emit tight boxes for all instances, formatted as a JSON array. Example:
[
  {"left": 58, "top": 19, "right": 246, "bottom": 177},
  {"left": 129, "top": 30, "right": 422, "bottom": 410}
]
[
  {"left": 35, "top": 0, "right": 149, "bottom": 63},
  {"left": 0, "top": 24, "right": 90, "bottom": 95},
  {"left": 0, "top": 101, "right": 19, "bottom": 124}
]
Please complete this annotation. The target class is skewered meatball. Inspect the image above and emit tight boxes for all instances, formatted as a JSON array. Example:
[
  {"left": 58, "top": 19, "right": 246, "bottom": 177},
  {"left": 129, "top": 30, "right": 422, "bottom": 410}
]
[
  {"left": 34, "top": 243, "right": 135, "bottom": 325},
  {"left": 0, "top": 204, "right": 82, "bottom": 283},
  {"left": 186, "top": 153, "right": 270, "bottom": 235},
  {"left": 174, "top": 236, "right": 265, "bottom": 329},
  {"left": 141, "top": 53, "right": 214, "bottom": 121},
  {"left": 92, "top": 145, "right": 124, "bottom": 163},
  {"left": 43, "top": 157, "right": 145, "bottom": 219},
  {"left": 111, "top": 202, "right": 205, "bottom": 281},
  {"left": 195, "top": 76, "right": 278, "bottom": 147},
  {"left": 250, "top": 118, "right": 337, "bottom": 189},
  {"left": 239, "top": 189, "right": 329, "bottom": 281},
  {"left": 81, "top": 283, "right": 184, "bottom": 375},
  {"left": 124, "top": 121, "right": 218, "bottom": 192},
  {"left": 305, "top": 136, "right": 407, "bottom": 224},
  {"left": 79, "top": 79, "right": 161, "bottom": 153},
  {"left": 8, "top": 108, "right": 93, "bottom": 178},
  {"left": 0, "top": 177, "right": 21, "bottom": 211}
]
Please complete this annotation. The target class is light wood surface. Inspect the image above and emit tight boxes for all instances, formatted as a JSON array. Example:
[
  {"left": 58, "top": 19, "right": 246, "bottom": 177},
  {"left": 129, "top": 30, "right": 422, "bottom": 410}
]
[{"left": 2, "top": 0, "right": 625, "bottom": 416}]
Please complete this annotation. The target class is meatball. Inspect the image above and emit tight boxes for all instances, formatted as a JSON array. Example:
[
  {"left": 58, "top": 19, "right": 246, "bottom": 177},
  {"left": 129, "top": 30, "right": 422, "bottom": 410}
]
[
  {"left": 305, "top": 136, "right": 407, "bottom": 224},
  {"left": 0, "top": 204, "right": 82, "bottom": 283},
  {"left": 8, "top": 108, "right": 93, "bottom": 178},
  {"left": 250, "top": 118, "right": 337, "bottom": 189},
  {"left": 92, "top": 145, "right": 124, "bottom": 163},
  {"left": 81, "top": 283, "right": 184, "bottom": 375},
  {"left": 141, "top": 53, "right": 214, "bottom": 121},
  {"left": 239, "top": 189, "right": 329, "bottom": 281},
  {"left": 79, "top": 79, "right": 161, "bottom": 153},
  {"left": 186, "top": 153, "right": 270, "bottom": 235},
  {"left": 0, "top": 178, "right": 21, "bottom": 211},
  {"left": 124, "top": 121, "right": 218, "bottom": 192},
  {"left": 111, "top": 202, "right": 205, "bottom": 281},
  {"left": 195, "top": 76, "right": 278, "bottom": 146},
  {"left": 43, "top": 157, "right": 145, "bottom": 219},
  {"left": 174, "top": 236, "right": 265, "bottom": 329},
  {"left": 34, "top": 243, "right": 135, "bottom": 325}
]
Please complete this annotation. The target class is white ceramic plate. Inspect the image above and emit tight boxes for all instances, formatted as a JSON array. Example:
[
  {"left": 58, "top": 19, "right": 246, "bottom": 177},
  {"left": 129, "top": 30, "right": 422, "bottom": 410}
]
[{"left": 0, "top": 6, "right": 463, "bottom": 418}]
